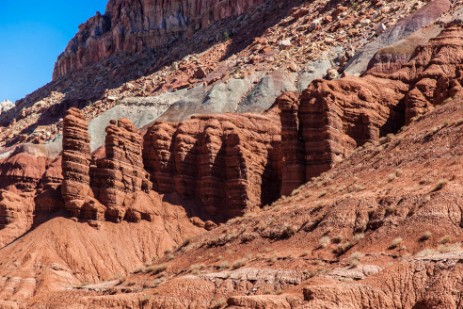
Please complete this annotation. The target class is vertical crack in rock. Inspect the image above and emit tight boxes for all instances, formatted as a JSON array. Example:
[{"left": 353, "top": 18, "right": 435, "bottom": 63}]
[{"left": 278, "top": 92, "right": 305, "bottom": 196}]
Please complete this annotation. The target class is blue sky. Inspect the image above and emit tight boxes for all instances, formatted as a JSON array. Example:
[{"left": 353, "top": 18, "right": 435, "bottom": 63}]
[{"left": 0, "top": 0, "right": 107, "bottom": 102}]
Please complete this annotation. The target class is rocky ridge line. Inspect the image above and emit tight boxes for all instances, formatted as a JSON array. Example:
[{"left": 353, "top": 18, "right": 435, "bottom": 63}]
[{"left": 53, "top": 0, "right": 268, "bottom": 79}]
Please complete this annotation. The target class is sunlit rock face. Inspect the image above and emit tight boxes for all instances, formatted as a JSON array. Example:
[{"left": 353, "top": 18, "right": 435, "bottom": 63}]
[{"left": 53, "top": 0, "right": 267, "bottom": 79}]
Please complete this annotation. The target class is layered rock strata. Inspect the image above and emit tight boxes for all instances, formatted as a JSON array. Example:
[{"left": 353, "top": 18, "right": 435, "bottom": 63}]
[
  {"left": 390, "top": 23, "right": 463, "bottom": 122},
  {"left": 300, "top": 76, "right": 409, "bottom": 178},
  {"left": 282, "top": 23, "right": 463, "bottom": 187},
  {"left": 53, "top": 0, "right": 267, "bottom": 79},
  {"left": 61, "top": 108, "right": 92, "bottom": 217},
  {"left": 61, "top": 108, "right": 155, "bottom": 222},
  {"left": 59, "top": 20, "right": 463, "bottom": 220},
  {"left": 92, "top": 119, "right": 153, "bottom": 221},
  {"left": 5, "top": 23, "right": 463, "bottom": 230},
  {"left": 143, "top": 113, "right": 281, "bottom": 219},
  {"left": 0, "top": 147, "right": 61, "bottom": 247}
]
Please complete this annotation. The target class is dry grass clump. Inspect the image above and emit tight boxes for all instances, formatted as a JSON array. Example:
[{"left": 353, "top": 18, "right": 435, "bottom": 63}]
[
  {"left": 145, "top": 264, "right": 167, "bottom": 275},
  {"left": 349, "top": 251, "right": 364, "bottom": 267},
  {"left": 206, "top": 232, "right": 236, "bottom": 247},
  {"left": 232, "top": 258, "right": 248, "bottom": 270},
  {"left": 385, "top": 205, "right": 397, "bottom": 216},
  {"left": 388, "top": 237, "right": 403, "bottom": 250},
  {"left": 353, "top": 233, "right": 365, "bottom": 241},
  {"left": 347, "top": 184, "right": 365, "bottom": 193},
  {"left": 217, "top": 261, "right": 230, "bottom": 271},
  {"left": 387, "top": 173, "right": 397, "bottom": 182},
  {"left": 214, "top": 255, "right": 224, "bottom": 262},
  {"left": 387, "top": 169, "right": 403, "bottom": 182},
  {"left": 333, "top": 242, "right": 353, "bottom": 256},
  {"left": 438, "top": 235, "right": 451, "bottom": 245},
  {"left": 379, "top": 134, "right": 393, "bottom": 145},
  {"left": 318, "top": 236, "right": 331, "bottom": 249},
  {"left": 262, "top": 224, "right": 297, "bottom": 240},
  {"left": 240, "top": 232, "right": 258, "bottom": 243},
  {"left": 418, "top": 231, "right": 432, "bottom": 242},
  {"left": 189, "top": 263, "right": 207, "bottom": 275},
  {"left": 438, "top": 243, "right": 461, "bottom": 253},
  {"left": 431, "top": 179, "right": 448, "bottom": 192},
  {"left": 143, "top": 278, "right": 166, "bottom": 289},
  {"left": 302, "top": 216, "right": 324, "bottom": 233},
  {"left": 300, "top": 250, "right": 310, "bottom": 257}
]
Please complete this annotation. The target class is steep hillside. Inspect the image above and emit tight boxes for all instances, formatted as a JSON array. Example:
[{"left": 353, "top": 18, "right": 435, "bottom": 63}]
[
  {"left": 1, "top": 0, "right": 463, "bottom": 308},
  {"left": 36, "top": 83, "right": 463, "bottom": 309}
]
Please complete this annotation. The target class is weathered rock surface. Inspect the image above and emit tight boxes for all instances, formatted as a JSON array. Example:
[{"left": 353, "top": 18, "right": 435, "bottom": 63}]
[
  {"left": 0, "top": 145, "right": 62, "bottom": 248},
  {"left": 53, "top": 0, "right": 267, "bottom": 79},
  {"left": 4, "top": 0, "right": 463, "bottom": 308},
  {"left": 40, "top": 22, "right": 463, "bottom": 227},
  {"left": 143, "top": 112, "right": 281, "bottom": 219},
  {"left": 143, "top": 21, "right": 463, "bottom": 215},
  {"left": 372, "top": 22, "right": 463, "bottom": 122},
  {"left": 345, "top": 0, "right": 451, "bottom": 75},
  {"left": 92, "top": 118, "right": 153, "bottom": 221},
  {"left": 278, "top": 92, "right": 305, "bottom": 196},
  {"left": 62, "top": 108, "right": 157, "bottom": 222},
  {"left": 61, "top": 108, "right": 92, "bottom": 217}
]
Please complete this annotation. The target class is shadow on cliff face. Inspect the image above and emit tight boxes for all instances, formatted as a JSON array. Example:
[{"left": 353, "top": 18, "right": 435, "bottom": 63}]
[{"left": 0, "top": 0, "right": 303, "bottom": 146}]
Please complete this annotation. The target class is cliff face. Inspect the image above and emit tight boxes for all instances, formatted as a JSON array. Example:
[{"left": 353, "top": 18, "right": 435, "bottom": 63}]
[
  {"left": 143, "top": 112, "right": 282, "bottom": 219},
  {"left": 61, "top": 108, "right": 93, "bottom": 217},
  {"left": 5, "top": 1, "right": 463, "bottom": 305},
  {"left": 53, "top": 0, "right": 267, "bottom": 79},
  {"left": 0, "top": 148, "right": 62, "bottom": 247},
  {"left": 61, "top": 108, "right": 157, "bottom": 222},
  {"left": 13, "top": 22, "right": 463, "bottom": 227},
  {"left": 92, "top": 118, "right": 154, "bottom": 222}
]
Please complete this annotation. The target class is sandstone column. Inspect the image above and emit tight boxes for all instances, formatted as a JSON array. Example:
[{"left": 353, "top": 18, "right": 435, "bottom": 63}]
[
  {"left": 93, "top": 119, "right": 152, "bottom": 221},
  {"left": 61, "top": 108, "right": 92, "bottom": 217}
]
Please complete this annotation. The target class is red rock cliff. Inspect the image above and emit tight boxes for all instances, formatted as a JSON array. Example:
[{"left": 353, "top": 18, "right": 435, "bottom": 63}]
[
  {"left": 53, "top": 0, "right": 267, "bottom": 79},
  {"left": 61, "top": 108, "right": 92, "bottom": 217},
  {"left": 92, "top": 118, "right": 153, "bottom": 222},
  {"left": 143, "top": 112, "right": 282, "bottom": 219},
  {"left": 31, "top": 23, "right": 463, "bottom": 226},
  {"left": 61, "top": 109, "right": 157, "bottom": 222}
]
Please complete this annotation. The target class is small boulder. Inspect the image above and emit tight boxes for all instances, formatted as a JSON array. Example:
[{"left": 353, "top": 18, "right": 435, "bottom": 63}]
[{"left": 326, "top": 68, "right": 339, "bottom": 80}]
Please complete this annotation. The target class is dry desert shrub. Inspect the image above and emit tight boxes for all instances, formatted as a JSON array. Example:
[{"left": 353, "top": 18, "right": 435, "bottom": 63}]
[
  {"left": 217, "top": 261, "right": 230, "bottom": 271},
  {"left": 388, "top": 237, "right": 403, "bottom": 250},
  {"left": 232, "top": 258, "right": 248, "bottom": 270},
  {"left": 349, "top": 251, "right": 364, "bottom": 267},
  {"left": 438, "top": 235, "right": 451, "bottom": 245},
  {"left": 189, "top": 263, "right": 206, "bottom": 275},
  {"left": 418, "top": 231, "right": 432, "bottom": 242},
  {"left": 240, "top": 231, "right": 258, "bottom": 243},
  {"left": 146, "top": 264, "right": 167, "bottom": 275},
  {"left": 333, "top": 242, "right": 353, "bottom": 256},
  {"left": 432, "top": 179, "right": 448, "bottom": 192}
]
